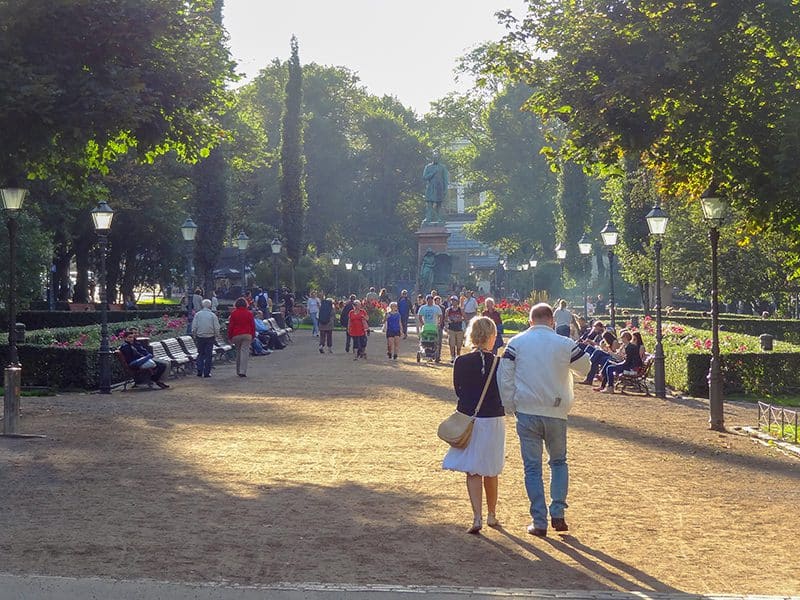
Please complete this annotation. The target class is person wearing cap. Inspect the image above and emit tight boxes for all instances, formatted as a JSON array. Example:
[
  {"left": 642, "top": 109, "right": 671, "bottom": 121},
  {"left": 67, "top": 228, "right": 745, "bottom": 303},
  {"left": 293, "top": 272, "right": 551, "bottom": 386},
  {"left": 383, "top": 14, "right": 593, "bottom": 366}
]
[{"left": 445, "top": 295, "right": 465, "bottom": 362}]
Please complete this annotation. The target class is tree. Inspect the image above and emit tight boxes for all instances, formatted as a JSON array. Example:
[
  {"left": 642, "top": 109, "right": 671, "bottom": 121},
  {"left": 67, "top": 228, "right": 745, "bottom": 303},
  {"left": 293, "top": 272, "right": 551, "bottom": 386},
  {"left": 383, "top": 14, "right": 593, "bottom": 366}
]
[{"left": 279, "top": 36, "right": 307, "bottom": 290}]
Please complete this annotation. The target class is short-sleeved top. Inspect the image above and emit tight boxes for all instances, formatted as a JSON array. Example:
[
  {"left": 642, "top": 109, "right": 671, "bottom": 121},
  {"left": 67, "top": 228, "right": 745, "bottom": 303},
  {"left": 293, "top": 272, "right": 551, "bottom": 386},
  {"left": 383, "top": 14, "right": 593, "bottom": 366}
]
[
  {"left": 623, "top": 342, "right": 644, "bottom": 370},
  {"left": 386, "top": 312, "right": 402, "bottom": 336},
  {"left": 307, "top": 297, "right": 320, "bottom": 314},
  {"left": 417, "top": 304, "right": 440, "bottom": 327},
  {"left": 446, "top": 306, "right": 464, "bottom": 331},
  {"left": 453, "top": 351, "right": 504, "bottom": 418},
  {"left": 554, "top": 308, "right": 573, "bottom": 327},
  {"left": 348, "top": 308, "right": 368, "bottom": 337}
]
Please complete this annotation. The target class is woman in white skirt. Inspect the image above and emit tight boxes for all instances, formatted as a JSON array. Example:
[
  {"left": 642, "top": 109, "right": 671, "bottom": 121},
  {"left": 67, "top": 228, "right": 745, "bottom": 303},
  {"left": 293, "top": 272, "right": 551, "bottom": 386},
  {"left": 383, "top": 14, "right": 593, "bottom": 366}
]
[{"left": 442, "top": 316, "right": 505, "bottom": 534}]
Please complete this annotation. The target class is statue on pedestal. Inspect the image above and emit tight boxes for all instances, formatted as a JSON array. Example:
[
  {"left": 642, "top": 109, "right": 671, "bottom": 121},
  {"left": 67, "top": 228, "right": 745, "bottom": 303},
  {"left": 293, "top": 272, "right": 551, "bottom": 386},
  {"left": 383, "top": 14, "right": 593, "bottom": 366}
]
[{"left": 422, "top": 151, "right": 449, "bottom": 225}]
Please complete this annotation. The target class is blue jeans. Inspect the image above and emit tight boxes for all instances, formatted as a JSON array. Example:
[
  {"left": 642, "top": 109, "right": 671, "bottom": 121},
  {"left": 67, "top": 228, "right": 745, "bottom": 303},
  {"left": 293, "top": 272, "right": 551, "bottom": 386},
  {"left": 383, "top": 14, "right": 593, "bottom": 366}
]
[
  {"left": 556, "top": 324, "right": 571, "bottom": 337},
  {"left": 310, "top": 312, "right": 319, "bottom": 335},
  {"left": 516, "top": 412, "right": 569, "bottom": 530},
  {"left": 604, "top": 362, "right": 627, "bottom": 388},
  {"left": 195, "top": 336, "right": 215, "bottom": 376},
  {"left": 584, "top": 349, "right": 611, "bottom": 383}
]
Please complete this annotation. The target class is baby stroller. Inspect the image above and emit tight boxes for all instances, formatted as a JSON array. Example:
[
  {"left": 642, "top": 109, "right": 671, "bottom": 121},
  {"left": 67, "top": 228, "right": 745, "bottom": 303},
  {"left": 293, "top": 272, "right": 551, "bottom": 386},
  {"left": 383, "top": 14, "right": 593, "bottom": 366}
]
[{"left": 416, "top": 322, "right": 440, "bottom": 363}]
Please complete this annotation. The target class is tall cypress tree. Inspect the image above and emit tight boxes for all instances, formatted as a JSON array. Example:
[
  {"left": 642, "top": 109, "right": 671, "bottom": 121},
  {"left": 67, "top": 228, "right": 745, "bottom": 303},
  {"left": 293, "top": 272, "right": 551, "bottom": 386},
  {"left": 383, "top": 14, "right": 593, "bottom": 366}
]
[{"left": 279, "top": 36, "right": 306, "bottom": 291}]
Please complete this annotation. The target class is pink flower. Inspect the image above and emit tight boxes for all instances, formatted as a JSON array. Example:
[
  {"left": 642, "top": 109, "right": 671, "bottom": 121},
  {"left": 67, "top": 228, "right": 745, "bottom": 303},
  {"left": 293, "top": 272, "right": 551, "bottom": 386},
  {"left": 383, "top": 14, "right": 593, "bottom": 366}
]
[
  {"left": 737, "top": 345, "right": 748, "bottom": 352},
  {"left": 704, "top": 339, "right": 712, "bottom": 350},
  {"left": 693, "top": 339, "right": 703, "bottom": 349}
]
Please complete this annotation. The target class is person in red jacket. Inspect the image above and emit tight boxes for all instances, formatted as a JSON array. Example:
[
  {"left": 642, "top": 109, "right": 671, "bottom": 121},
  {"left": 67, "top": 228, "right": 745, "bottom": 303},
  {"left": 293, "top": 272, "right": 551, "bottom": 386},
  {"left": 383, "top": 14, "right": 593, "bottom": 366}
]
[
  {"left": 347, "top": 299, "right": 370, "bottom": 360},
  {"left": 227, "top": 297, "right": 256, "bottom": 377}
]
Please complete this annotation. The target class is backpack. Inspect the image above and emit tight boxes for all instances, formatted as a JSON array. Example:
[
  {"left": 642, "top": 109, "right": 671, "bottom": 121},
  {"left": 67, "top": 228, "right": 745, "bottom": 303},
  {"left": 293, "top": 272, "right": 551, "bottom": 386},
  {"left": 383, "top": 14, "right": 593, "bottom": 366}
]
[
  {"left": 256, "top": 293, "right": 269, "bottom": 313},
  {"left": 318, "top": 299, "right": 332, "bottom": 325}
]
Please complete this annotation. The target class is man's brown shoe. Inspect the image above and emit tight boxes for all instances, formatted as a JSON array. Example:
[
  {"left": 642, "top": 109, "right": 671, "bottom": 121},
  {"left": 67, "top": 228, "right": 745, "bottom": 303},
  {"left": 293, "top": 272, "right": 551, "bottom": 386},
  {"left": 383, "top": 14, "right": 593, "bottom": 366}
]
[
  {"left": 551, "top": 517, "right": 568, "bottom": 532},
  {"left": 527, "top": 524, "right": 547, "bottom": 537}
]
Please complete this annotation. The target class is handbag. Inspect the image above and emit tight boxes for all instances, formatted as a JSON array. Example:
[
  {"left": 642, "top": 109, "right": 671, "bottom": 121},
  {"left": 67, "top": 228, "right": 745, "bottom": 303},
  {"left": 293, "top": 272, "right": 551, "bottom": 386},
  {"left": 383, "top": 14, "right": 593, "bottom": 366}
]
[{"left": 437, "top": 355, "right": 498, "bottom": 448}]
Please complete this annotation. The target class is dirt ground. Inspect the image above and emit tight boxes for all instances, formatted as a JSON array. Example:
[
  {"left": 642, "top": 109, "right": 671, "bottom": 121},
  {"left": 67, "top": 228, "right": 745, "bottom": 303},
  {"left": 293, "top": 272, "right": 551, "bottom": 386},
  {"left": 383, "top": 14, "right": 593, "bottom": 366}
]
[{"left": 1, "top": 330, "right": 798, "bottom": 595}]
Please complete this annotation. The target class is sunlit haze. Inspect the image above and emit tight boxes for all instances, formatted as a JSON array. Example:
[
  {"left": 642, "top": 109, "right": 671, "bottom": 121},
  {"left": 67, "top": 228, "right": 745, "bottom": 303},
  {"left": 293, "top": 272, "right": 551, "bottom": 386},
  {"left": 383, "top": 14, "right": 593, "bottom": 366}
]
[{"left": 222, "top": 0, "right": 528, "bottom": 115}]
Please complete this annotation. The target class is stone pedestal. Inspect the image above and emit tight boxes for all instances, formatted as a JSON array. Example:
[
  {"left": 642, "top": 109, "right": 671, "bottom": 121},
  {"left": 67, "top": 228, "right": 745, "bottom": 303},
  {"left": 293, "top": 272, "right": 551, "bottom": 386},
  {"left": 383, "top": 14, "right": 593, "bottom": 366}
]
[{"left": 416, "top": 225, "right": 450, "bottom": 293}]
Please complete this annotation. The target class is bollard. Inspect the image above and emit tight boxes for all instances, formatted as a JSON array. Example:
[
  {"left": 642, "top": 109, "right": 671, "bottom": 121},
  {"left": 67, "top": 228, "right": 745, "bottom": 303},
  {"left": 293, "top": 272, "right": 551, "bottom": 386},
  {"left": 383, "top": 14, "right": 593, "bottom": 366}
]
[
  {"left": 759, "top": 333, "right": 774, "bottom": 351},
  {"left": 3, "top": 365, "right": 21, "bottom": 434}
]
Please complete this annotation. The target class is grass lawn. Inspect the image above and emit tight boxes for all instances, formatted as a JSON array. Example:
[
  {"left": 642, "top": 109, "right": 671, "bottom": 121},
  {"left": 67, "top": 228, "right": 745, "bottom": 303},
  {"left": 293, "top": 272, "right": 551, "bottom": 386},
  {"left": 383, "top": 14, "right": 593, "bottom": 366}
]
[{"left": 728, "top": 393, "right": 800, "bottom": 408}]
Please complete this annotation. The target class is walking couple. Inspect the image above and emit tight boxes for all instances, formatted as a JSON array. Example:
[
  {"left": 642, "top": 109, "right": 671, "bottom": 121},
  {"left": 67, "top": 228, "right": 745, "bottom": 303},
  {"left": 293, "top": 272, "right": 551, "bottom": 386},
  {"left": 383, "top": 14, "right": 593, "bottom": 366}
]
[{"left": 442, "top": 303, "right": 591, "bottom": 536}]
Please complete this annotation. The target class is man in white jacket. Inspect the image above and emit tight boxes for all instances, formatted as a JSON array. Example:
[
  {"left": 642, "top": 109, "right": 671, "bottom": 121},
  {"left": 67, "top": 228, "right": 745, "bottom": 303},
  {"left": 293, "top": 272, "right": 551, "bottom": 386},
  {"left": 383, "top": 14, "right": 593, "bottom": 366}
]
[{"left": 498, "top": 302, "right": 591, "bottom": 537}]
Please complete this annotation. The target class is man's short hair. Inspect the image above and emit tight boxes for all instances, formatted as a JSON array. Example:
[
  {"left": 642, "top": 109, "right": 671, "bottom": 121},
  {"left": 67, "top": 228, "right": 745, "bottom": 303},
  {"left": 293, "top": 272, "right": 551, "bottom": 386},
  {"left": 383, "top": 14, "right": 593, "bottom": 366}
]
[
  {"left": 529, "top": 302, "right": 554, "bottom": 323},
  {"left": 201, "top": 298, "right": 212, "bottom": 308}
]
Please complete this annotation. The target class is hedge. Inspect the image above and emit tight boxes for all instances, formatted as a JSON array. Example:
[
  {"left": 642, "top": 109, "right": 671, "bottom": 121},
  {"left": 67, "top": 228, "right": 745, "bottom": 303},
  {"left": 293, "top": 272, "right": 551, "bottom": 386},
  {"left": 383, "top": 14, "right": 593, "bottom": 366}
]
[
  {"left": 0, "top": 345, "right": 126, "bottom": 390},
  {"left": 2, "top": 309, "right": 183, "bottom": 331},
  {"left": 683, "top": 353, "right": 800, "bottom": 398},
  {"left": 606, "top": 312, "right": 800, "bottom": 342}
]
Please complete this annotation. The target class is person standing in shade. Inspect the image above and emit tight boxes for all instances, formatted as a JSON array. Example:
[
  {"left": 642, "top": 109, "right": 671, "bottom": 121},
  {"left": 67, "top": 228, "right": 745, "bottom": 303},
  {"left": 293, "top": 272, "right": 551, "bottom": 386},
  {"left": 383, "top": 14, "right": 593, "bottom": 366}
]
[
  {"left": 227, "top": 297, "right": 256, "bottom": 377},
  {"left": 192, "top": 298, "right": 221, "bottom": 378},
  {"left": 397, "top": 290, "right": 412, "bottom": 339},
  {"left": 445, "top": 295, "right": 465, "bottom": 363},
  {"left": 463, "top": 290, "right": 478, "bottom": 324},
  {"left": 553, "top": 300, "right": 573, "bottom": 337},
  {"left": 317, "top": 296, "right": 336, "bottom": 353},
  {"left": 498, "top": 303, "right": 591, "bottom": 537}
]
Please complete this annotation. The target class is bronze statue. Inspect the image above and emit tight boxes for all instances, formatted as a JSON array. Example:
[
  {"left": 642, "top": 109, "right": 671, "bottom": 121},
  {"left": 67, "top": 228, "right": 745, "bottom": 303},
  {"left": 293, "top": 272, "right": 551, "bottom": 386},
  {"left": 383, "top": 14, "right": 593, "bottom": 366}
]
[{"left": 422, "top": 151, "right": 449, "bottom": 224}]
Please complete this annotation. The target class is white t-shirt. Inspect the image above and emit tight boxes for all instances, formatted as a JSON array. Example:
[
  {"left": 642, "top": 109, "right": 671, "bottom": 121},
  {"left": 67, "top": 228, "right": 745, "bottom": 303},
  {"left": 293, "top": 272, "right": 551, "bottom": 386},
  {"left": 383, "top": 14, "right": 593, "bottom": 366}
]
[
  {"left": 307, "top": 297, "right": 320, "bottom": 314},
  {"left": 554, "top": 307, "right": 573, "bottom": 327},
  {"left": 463, "top": 297, "right": 478, "bottom": 314}
]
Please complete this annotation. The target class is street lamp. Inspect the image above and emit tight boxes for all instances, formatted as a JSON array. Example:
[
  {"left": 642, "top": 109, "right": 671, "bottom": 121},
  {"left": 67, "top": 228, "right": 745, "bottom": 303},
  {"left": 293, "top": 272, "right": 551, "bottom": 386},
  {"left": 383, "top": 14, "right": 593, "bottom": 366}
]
[
  {"left": 91, "top": 201, "right": 115, "bottom": 394},
  {"left": 700, "top": 179, "right": 727, "bottom": 431},
  {"left": 345, "top": 259, "right": 353, "bottom": 295},
  {"left": 271, "top": 238, "right": 282, "bottom": 308},
  {"left": 646, "top": 203, "right": 669, "bottom": 399},
  {"left": 180, "top": 217, "right": 198, "bottom": 327},
  {"left": 2, "top": 187, "right": 27, "bottom": 435},
  {"left": 555, "top": 242, "right": 566, "bottom": 286},
  {"left": 529, "top": 256, "right": 538, "bottom": 296},
  {"left": 601, "top": 220, "right": 619, "bottom": 328},
  {"left": 236, "top": 231, "right": 249, "bottom": 292},
  {"left": 578, "top": 233, "right": 592, "bottom": 317},
  {"left": 331, "top": 254, "right": 340, "bottom": 296}
]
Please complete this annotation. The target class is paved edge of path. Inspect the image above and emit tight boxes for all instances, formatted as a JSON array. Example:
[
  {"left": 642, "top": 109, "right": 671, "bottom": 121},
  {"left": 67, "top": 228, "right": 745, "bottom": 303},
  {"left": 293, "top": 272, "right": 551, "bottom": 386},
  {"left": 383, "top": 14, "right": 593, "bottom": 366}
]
[{"left": 1, "top": 574, "right": 798, "bottom": 600}]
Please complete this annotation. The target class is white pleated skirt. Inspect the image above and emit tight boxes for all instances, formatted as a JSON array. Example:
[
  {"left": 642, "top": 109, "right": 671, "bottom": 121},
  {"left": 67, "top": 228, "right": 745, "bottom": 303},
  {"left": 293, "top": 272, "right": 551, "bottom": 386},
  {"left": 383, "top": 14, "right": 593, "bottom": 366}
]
[{"left": 442, "top": 416, "right": 505, "bottom": 477}]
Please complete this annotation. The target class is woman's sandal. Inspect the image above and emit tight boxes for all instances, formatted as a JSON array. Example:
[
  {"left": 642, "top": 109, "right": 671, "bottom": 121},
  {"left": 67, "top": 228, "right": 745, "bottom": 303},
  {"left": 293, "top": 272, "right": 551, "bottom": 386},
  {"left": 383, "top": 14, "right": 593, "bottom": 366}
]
[
  {"left": 467, "top": 518, "right": 482, "bottom": 534},
  {"left": 487, "top": 513, "right": 500, "bottom": 528}
]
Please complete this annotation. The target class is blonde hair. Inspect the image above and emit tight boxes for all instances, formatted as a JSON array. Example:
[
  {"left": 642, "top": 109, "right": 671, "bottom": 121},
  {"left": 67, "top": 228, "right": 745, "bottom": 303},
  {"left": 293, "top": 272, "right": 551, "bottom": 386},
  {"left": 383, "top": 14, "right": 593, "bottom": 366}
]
[{"left": 464, "top": 316, "right": 497, "bottom": 351}]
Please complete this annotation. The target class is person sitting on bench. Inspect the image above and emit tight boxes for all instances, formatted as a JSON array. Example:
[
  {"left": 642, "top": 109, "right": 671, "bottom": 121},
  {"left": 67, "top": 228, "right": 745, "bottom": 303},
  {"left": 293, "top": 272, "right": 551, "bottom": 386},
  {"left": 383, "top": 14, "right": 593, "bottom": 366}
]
[{"left": 119, "top": 330, "right": 169, "bottom": 389}]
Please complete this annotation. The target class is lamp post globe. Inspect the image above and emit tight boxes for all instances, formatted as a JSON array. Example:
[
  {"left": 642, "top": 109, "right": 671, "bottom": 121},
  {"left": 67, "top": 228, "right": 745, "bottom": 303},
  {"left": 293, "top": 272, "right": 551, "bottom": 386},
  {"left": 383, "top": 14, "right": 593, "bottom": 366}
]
[
  {"left": 180, "top": 217, "right": 197, "bottom": 329},
  {"left": 555, "top": 242, "right": 566, "bottom": 287},
  {"left": 700, "top": 179, "right": 728, "bottom": 431},
  {"left": 331, "top": 254, "right": 341, "bottom": 295},
  {"left": 601, "top": 220, "right": 619, "bottom": 328},
  {"left": 646, "top": 204, "right": 669, "bottom": 399},
  {"left": 237, "top": 231, "right": 249, "bottom": 290},
  {"left": 1, "top": 187, "right": 28, "bottom": 435},
  {"left": 578, "top": 233, "right": 592, "bottom": 317},
  {"left": 91, "top": 201, "right": 115, "bottom": 395}
]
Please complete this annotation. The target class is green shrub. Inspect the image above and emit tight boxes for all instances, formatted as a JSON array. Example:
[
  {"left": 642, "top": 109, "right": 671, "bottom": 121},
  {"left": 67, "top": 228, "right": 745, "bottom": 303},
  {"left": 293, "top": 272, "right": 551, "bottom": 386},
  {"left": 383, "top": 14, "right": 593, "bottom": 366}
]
[{"left": 6, "top": 309, "right": 182, "bottom": 331}]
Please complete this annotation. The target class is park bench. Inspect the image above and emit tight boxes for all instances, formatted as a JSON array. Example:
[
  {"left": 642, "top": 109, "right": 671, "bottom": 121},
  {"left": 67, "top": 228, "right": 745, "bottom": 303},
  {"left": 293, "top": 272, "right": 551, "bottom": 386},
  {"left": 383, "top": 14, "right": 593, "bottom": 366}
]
[
  {"left": 214, "top": 336, "right": 234, "bottom": 361},
  {"left": 615, "top": 354, "right": 654, "bottom": 396},
  {"left": 266, "top": 317, "right": 292, "bottom": 344},
  {"left": 150, "top": 340, "right": 189, "bottom": 376},
  {"left": 162, "top": 337, "right": 196, "bottom": 367},
  {"left": 178, "top": 336, "right": 201, "bottom": 359},
  {"left": 114, "top": 350, "right": 153, "bottom": 391}
]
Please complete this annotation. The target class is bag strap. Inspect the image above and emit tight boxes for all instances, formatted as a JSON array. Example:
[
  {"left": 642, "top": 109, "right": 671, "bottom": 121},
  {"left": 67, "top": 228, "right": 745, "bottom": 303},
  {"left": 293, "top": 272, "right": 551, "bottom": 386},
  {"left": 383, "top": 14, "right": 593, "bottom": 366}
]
[{"left": 471, "top": 355, "right": 498, "bottom": 418}]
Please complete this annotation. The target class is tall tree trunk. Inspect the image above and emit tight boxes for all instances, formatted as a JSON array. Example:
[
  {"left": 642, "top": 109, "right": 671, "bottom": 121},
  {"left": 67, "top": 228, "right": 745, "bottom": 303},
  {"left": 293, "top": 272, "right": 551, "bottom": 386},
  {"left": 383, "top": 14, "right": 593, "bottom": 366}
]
[{"left": 71, "top": 233, "right": 93, "bottom": 303}]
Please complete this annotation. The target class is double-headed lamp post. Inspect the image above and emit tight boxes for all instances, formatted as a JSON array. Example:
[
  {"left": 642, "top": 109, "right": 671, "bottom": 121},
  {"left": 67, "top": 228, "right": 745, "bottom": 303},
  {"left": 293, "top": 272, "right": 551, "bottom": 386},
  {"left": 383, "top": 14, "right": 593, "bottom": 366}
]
[
  {"left": 2, "top": 187, "right": 27, "bottom": 435},
  {"left": 529, "top": 257, "right": 538, "bottom": 297},
  {"left": 180, "top": 217, "right": 198, "bottom": 324},
  {"left": 271, "top": 238, "right": 282, "bottom": 307},
  {"left": 236, "top": 231, "right": 249, "bottom": 292},
  {"left": 578, "top": 233, "right": 592, "bottom": 317},
  {"left": 646, "top": 203, "right": 669, "bottom": 399},
  {"left": 91, "top": 201, "right": 115, "bottom": 394},
  {"left": 600, "top": 220, "right": 619, "bottom": 329},
  {"left": 700, "top": 179, "right": 728, "bottom": 431},
  {"left": 331, "top": 254, "right": 341, "bottom": 296}
]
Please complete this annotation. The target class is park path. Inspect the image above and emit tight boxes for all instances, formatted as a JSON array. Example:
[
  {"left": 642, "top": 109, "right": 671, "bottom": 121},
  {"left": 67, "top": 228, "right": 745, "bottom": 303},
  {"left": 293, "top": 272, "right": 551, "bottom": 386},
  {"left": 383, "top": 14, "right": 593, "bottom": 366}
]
[{"left": 0, "top": 328, "right": 798, "bottom": 597}]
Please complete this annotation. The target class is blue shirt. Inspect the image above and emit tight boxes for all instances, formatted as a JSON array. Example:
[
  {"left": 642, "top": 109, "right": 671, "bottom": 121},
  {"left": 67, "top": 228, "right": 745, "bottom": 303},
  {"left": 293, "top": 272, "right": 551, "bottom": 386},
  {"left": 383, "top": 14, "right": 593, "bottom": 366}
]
[
  {"left": 417, "top": 304, "right": 441, "bottom": 327},
  {"left": 397, "top": 297, "right": 411, "bottom": 316},
  {"left": 386, "top": 312, "right": 402, "bottom": 335}
]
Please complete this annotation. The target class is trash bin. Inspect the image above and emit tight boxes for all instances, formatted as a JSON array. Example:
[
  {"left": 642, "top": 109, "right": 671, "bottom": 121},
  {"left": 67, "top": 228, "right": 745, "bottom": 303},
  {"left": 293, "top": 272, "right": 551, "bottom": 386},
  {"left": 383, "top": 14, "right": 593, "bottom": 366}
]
[
  {"left": 13, "top": 322, "right": 25, "bottom": 343},
  {"left": 759, "top": 333, "right": 774, "bottom": 351}
]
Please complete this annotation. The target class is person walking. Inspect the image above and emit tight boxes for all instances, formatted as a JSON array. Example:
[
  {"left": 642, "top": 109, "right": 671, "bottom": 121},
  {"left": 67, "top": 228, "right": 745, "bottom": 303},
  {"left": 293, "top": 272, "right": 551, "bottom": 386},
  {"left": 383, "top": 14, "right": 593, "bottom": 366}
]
[
  {"left": 442, "top": 316, "right": 505, "bottom": 534},
  {"left": 497, "top": 302, "right": 591, "bottom": 537},
  {"left": 482, "top": 297, "right": 505, "bottom": 353},
  {"left": 348, "top": 299, "right": 370, "bottom": 359},
  {"left": 445, "top": 295, "right": 465, "bottom": 363},
  {"left": 317, "top": 296, "right": 335, "bottom": 353},
  {"left": 384, "top": 301, "right": 402, "bottom": 360},
  {"left": 340, "top": 295, "right": 355, "bottom": 352},
  {"left": 463, "top": 290, "right": 478, "bottom": 324},
  {"left": 227, "top": 297, "right": 255, "bottom": 377},
  {"left": 397, "top": 289, "right": 412, "bottom": 339},
  {"left": 307, "top": 290, "right": 321, "bottom": 337},
  {"left": 192, "top": 298, "right": 221, "bottom": 378}
]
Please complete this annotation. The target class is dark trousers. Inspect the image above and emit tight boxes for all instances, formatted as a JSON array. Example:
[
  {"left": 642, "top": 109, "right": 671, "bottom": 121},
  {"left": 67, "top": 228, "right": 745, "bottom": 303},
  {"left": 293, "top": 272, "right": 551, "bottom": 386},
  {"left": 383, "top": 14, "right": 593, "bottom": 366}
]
[
  {"left": 195, "top": 336, "right": 215, "bottom": 376},
  {"left": 584, "top": 349, "right": 611, "bottom": 383},
  {"left": 353, "top": 335, "right": 367, "bottom": 356},
  {"left": 345, "top": 332, "right": 352, "bottom": 352},
  {"left": 400, "top": 313, "right": 409, "bottom": 336},
  {"left": 320, "top": 330, "right": 332, "bottom": 347},
  {"left": 148, "top": 362, "right": 167, "bottom": 382}
]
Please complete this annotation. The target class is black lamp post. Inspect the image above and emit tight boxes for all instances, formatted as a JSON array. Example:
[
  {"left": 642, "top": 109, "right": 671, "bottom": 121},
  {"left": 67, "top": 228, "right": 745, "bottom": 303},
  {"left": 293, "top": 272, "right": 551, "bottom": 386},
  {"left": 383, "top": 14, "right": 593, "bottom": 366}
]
[
  {"left": 180, "top": 217, "right": 198, "bottom": 325},
  {"left": 331, "top": 254, "right": 340, "bottom": 296},
  {"left": 646, "top": 203, "right": 669, "bottom": 399},
  {"left": 271, "top": 238, "right": 282, "bottom": 307},
  {"left": 345, "top": 259, "right": 353, "bottom": 295},
  {"left": 529, "top": 257, "right": 537, "bottom": 297},
  {"left": 601, "top": 220, "right": 619, "bottom": 329},
  {"left": 700, "top": 179, "right": 727, "bottom": 431},
  {"left": 578, "top": 233, "right": 592, "bottom": 317},
  {"left": 2, "top": 187, "right": 27, "bottom": 435},
  {"left": 91, "top": 201, "right": 115, "bottom": 394},
  {"left": 236, "top": 231, "right": 249, "bottom": 292}
]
